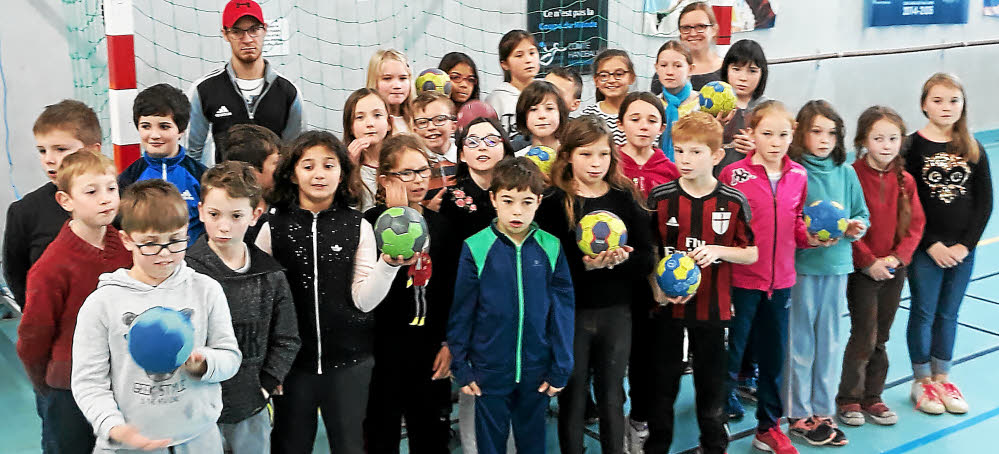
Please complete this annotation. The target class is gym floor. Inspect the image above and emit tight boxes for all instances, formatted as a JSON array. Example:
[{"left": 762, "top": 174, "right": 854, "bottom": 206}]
[{"left": 2, "top": 130, "right": 997, "bottom": 453}]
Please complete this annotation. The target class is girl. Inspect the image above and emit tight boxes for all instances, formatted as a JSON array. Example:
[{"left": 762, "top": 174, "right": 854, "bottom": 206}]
[
  {"left": 651, "top": 2, "right": 724, "bottom": 93},
  {"left": 655, "top": 40, "right": 701, "bottom": 162},
  {"left": 717, "top": 39, "right": 769, "bottom": 175},
  {"left": 581, "top": 49, "right": 636, "bottom": 147},
  {"left": 905, "top": 73, "right": 992, "bottom": 415},
  {"left": 534, "top": 115, "right": 652, "bottom": 454},
  {"left": 364, "top": 134, "right": 459, "bottom": 453},
  {"left": 514, "top": 80, "right": 569, "bottom": 156},
  {"left": 257, "top": 131, "right": 414, "bottom": 454},
  {"left": 439, "top": 52, "right": 481, "bottom": 108},
  {"left": 367, "top": 49, "right": 415, "bottom": 133},
  {"left": 786, "top": 100, "right": 869, "bottom": 447},
  {"left": 486, "top": 30, "right": 540, "bottom": 137},
  {"left": 719, "top": 100, "right": 809, "bottom": 454},
  {"left": 343, "top": 88, "right": 393, "bottom": 212},
  {"left": 837, "top": 106, "right": 925, "bottom": 427}
]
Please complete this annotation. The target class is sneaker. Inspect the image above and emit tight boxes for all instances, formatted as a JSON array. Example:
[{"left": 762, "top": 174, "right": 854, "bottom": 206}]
[
  {"left": 911, "top": 382, "right": 946, "bottom": 415},
  {"left": 726, "top": 390, "right": 745, "bottom": 420},
  {"left": 737, "top": 376, "right": 759, "bottom": 402},
  {"left": 626, "top": 417, "right": 649, "bottom": 454},
  {"left": 836, "top": 404, "right": 865, "bottom": 426},
  {"left": 788, "top": 417, "right": 835, "bottom": 446},
  {"left": 818, "top": 418, "right": 848, "bottom": 446},
  {"left": 753, "top": 426, "right": 799, "bottom": 454},
  {"left": 862, "top": 401, "right": 898, "bottom": 425},
  {"left": 935, "top": 382, "right": 969, "bottom": 414}
]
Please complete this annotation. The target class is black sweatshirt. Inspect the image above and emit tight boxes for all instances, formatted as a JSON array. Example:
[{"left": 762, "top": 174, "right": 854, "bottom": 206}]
[
  {"left": 535, "top": 186, "right": 654, "bottom": 310},
  {"left": 904, "top": 132, "right": 993, "bottom": 250},
  {"left": 437, "top": 177, "right": 496, "bottom": 243},
  {"left": 2, "top": 182, "right": 69, "bottom": 309}
]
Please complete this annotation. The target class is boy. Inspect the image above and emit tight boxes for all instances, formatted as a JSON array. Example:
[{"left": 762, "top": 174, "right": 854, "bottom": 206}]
[
  {"left": 3, "top": 100, "right": 101, "bottom": 311},
  {"left": 412, "top": 91, "right": 458, "bottom": 208},
  {"left": 186, "top": 161, "right": 300, "bottom": 454},
  {"left": 16, "top": 151, "right": 132, "bottom": 453},
  {"left": 220, "top": 123, "right": 282, "bottom": 243},
  {"left": 118, "top": 83, "right": 209, "bottom": 244},
  {"left": 447, "top": 157, "right": 574, "bottom": 454},
  {"left": 545, "top": 67, "right": 583, "bottom": 115},
  {"left": 72, "top": 179, "right": 241, "bottom": 453},
  {"left": 645, "top": 112, "right": 758, "bottom": 454}
]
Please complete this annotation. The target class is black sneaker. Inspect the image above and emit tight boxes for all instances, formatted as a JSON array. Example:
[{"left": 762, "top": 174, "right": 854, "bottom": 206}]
[
  {"left": 819, "top": 418, "right": 848, "bottom": 446},
  {"left": 788, "top": 417, "right": 835, "bottom": 446}
]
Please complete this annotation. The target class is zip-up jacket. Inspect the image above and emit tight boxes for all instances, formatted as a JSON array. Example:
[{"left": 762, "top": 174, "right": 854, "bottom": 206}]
[
  {"left": 447, "top": 222, "right": 575, "bottom": 393},
  {"left": 618, "top": 146, "right": 680, "bottom": 197},
  {"left": 187, "top": 61, "right": 306, "bottom": 165},
  {"left": 794, "top": 154, "right": 870, "bottom": 275},
  {"left": 719, "top": 152, "right": 810, "bottom": 292},
  {"left": 852, "top": 157, "right": 926, "bottom": 269},
  {"left": 117, "top": 146, "right": 207, "bottom": 244}
]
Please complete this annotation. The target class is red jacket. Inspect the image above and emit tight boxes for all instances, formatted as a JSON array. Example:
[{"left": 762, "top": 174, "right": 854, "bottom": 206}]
[
  {"left": 618, "top": 146, "right": 679, "bottom": 198},
  {"left": 851, "top": 157, "right": 926, "bottom": 268},
  {"left": 16, "top": 222, "right": 132, "bottom": 390},
  {"left": 719, "top": 152, "right": 810, "bottom": 292}
]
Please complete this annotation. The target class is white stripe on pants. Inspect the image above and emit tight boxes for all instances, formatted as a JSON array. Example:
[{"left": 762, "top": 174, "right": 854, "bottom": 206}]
[{"left": 785, "top": 273, "right": 848, "bottom": 418}]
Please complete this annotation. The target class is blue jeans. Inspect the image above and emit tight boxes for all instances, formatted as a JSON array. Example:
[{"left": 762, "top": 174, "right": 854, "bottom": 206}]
[
  {"left": 36, "top": 388, "right": 96, "bottom": 454},
  {"left": 907, "top": 248, "right": 975, "bottom": 379},
  {"left": 727, "top": 287, "right": 791, "bottom": 431}
]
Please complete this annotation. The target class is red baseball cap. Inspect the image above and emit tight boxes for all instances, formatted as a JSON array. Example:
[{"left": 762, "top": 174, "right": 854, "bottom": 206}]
[{"left": 222, "top": 0, "right": 265, "bottom": 28}]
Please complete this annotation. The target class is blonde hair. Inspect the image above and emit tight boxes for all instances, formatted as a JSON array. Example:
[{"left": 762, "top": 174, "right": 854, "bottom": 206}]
[
  {"left": 366, "top": 49, "right": 415, "bottom": 128},
  {"left": 920, "top": 72, "right": 980, "bottom": 163},
  {"left": 672, "top": 111, "right": 723, "bottom": 151},
  {"left": 55, "top": 148, "right": 114, "bottom": 192},
  {"left": 120, "top": 179, "right": 189, "bottom": 234},
  {"left": 748, "top": 99, "right": 796, "bottom": 131}
]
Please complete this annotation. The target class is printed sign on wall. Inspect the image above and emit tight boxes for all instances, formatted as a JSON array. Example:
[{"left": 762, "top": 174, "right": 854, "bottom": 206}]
[
  {"left": 869, "top": 0, "right": 969, "bottom": 26},
  {"left": 527, "top": 0, "right": 609, "bottom": 75}
]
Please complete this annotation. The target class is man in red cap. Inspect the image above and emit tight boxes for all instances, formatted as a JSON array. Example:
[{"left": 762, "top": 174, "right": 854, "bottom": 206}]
[{"left": 186, "top": 0, "right": 305, "bottom": 167}]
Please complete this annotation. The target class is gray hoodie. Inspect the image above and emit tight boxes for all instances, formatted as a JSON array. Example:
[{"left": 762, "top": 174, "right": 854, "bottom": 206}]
[
  {"left": 484, "top": 81, "right": 521, "bottom": 137},
  {"left": 71, "top": 262, "right": 242, "bottom": 449}
]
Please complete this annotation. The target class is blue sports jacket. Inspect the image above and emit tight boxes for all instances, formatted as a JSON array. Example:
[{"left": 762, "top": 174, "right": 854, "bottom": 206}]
[
  {"left": 447, "top": 221, "right": 575, "bottom": 393},
  {"left": 118, "top": 145, "right": 207, "bottom": 244}
]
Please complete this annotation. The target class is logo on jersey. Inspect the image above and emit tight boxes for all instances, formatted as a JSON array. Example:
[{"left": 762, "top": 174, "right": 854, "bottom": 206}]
[
  {"left": 666, "top": 216, "right": 679, "bottom": 227},
  {"left": 214, "top": 106, "right": 233, "bottom": 118},
  {"left": 712, "top": 210, "right": 731, "bottom": 235},
  {"left": 729, "top": 168, "right": 756, "bottom": 186},
  {"left": 180, "top": 190, "right": 195, "bottom": 201}
]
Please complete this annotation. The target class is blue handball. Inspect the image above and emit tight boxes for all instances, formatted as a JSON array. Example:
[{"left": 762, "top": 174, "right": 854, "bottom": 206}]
[
  {"left": 126, "top": 306, "right": 194, "bottom": 374},
  {"left": 803, "top": 200, "right": 848, "bottom": 241},
  {"left": 655, "top": 253, "right": 702, "bottom": 297}
]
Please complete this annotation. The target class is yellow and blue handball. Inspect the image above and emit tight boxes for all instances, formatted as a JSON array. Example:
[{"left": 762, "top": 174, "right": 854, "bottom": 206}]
[
  {"left": 374, "top": 206, "right": 429, "bottom": 259},
  {"left": 525, "top": 146, "right": 555, "bottom": 176},
  {"left": 416, "top": 68, "right": 453, "bottom": 96},
  {"left": 803, "top": 199, "right": 848, "bottom": 241},
  {"left": 698, "top": 81, "right": 738, "bottom": 116},
  {"left": 126, "top": 306, "right": 194, "bottom": 375},
  {"left": 576, "top": 210, "right": 628, "bottom": 257},
  {"left": 656, "top": 253, "right": 701, "bottom": 297}
]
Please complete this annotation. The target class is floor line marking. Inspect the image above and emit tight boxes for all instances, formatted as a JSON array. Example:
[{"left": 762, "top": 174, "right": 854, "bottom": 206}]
[{"left": 880, "top": 404, "right": 999, "bottom": 454}]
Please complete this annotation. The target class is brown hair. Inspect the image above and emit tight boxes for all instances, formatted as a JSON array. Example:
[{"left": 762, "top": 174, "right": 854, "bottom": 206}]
[
  {"left": 498, "top": 30, "right": 538, "bottom": 83},
  {"left": 55, "top": 148, "right": 115, "bottom": 192},
  {"left": 789, "top": 100, "right": 847, "bottom": 165},
  {"left": 551, "top": 115, "right": 645, "bottom": 227},
  {"left": 33, "top": 100, "right": 102, "bottom": 146},
  {"left": 267, "top": 131, "right": 364, "bottom": 210},
  {"left": 747, "top": 99, "right": 795, "bottom": 131},
  {"left": 920, "top": 73, "right": 980, "bottom": 163},
  {"left": 413, "top": 91, "right": 456, "bottom": 116},
  {"left": 375, "top": 134, "right": 430, "bottom": 205},
  {"left": 678, "top": 2, "right": 718, "bottom": 44},
  {"left": 489, "top": 156, "right": 545, "bottom": 195},
  {"left": 655, "top": 40, "right": 693, "bottom": 91},
  {"left": 200, "top": 161, "right": 263, "bottom": 209},
  {"left": 366, "top": 49, "right": 415, "bottom": 125},
  {"left": 672, "top": 111, "right": 724, "bottom": 151},
  {"left": 854, "top": 105, "right": 912, "bottom": 242},
  {"left": 223, "top": 124, "right": 281, "bottom": 170},
  {"left": 592, "top": 49, "right": 636, "bottom": 102},
  {"left": 120, "top": 179, "right": 189, "bottom": 234},
  {"left": 343, "top": 88, "right": 393, "bottom": 145},
  {"left": 516, "top": 81, "right": 569, "bottom": 140}
]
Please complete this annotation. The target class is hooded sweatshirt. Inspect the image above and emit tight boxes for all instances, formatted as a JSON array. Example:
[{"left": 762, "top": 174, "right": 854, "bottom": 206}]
[
  {"left": 117, "top": 146, "right": 208, "bottom": 244},
  {"left": 71, "top": 262, "right": 241, "bottom": 449},
  {"left": 485, "top": 82, "right": 521, "bottom": 137}
]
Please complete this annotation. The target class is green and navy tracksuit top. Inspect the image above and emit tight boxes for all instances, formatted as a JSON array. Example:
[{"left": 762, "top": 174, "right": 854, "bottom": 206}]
[{"left": 447, "top": 221, "right": 575, "bottom": 394}]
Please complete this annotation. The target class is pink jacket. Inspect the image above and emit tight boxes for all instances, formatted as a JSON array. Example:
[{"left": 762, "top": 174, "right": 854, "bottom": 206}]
[{"left": 719, "top": 152, "right": 810, "bottom": 292}]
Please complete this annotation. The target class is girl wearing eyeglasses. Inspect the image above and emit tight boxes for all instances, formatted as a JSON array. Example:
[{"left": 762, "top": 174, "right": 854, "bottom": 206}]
[
  {"left": 439, "top": 52, "right": 481, "bottom": 109},
  {"left": 581, "top": 49, "right": 636, "bottom": 147},
  {"left": 651, "top": 2, "right": 724, "bottom": 94}
]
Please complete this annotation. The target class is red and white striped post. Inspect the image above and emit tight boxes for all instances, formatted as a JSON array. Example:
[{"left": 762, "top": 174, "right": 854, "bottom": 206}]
[{"left": 104, "top": 0, "right": 141, "bottom": 172}]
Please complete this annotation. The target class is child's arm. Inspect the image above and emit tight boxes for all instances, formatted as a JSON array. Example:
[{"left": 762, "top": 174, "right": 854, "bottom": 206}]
[
  {"left": 2, "top": 203, "right": 29, "bottom": 307},
  {"left": 184, "top": 87, "right": 210, "bottom": 164},
  {"left": 447, "top": 243, "right": 480, "bottom": 389},
  {"left": 351, "top": 219, "right": 404, "bottom": 312},
  {"left": 690, "top": 194, "right": 758, "bottom": 267},
  {"left": 260, "top": 273, "right": 301, "bottom": 393},
  {"left": 546, "top": 247, "right": 576, "bottom": 391},
  {"left": 71, "top": 297, "right": 126, "bottom": 444},
  {"left": 959, "top": 148, "right": 993, "bottom": 251},
  {"left": 15, "top": 269, "right": 66, "bottom": 391},
  {"left": 280, "top": 91, "right": 307, "bottom": 142},
  {"left": 844, "top": 169, "right": 871, "bottom": 240},
  {"left": 892, "top": 174, "right": 927, "bottom": 265},
  {"left": 188, "top": 281, "right": 242, "bottom": 382},
  {"left": 794, "top": 180, "right": 813, "bottom": 249}
]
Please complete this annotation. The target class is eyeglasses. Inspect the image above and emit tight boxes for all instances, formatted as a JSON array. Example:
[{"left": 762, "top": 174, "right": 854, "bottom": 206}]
[
  {"left": 463, "top": 135, "right": 503, "bottom": 148},
  {"left": 678, "top": 23, "right": 712, "bottom": 35},
  {"left": 134, "top": 238, "right": 189, "bottom": 256},
  {"left": 387, "top": 166, "right": 432, "bottom": 182},
  {"left": 596, "top": 70, "right": 631, "bottom": 82},
  {"left": 414, "top": 115, "right": 455, "bottom": 129},
  {"left": 449, "top": 73, "right": 477, "bottom": 85},
  {"left": 226, "top": 24, "right": 266, "bottom": 38}
]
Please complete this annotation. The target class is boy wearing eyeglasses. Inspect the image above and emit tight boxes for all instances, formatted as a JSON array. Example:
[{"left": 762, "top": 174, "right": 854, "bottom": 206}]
[
  {"left": 412, "top": 91, "right": 459, "bottom": 210},
  {"left": 71, "top": 179, "right": 242, "bottom": 454}
]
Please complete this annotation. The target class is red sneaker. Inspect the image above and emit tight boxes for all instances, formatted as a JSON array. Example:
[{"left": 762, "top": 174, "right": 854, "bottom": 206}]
[{"left": 752, "top": 425, "right": 799, "bottom": 454}]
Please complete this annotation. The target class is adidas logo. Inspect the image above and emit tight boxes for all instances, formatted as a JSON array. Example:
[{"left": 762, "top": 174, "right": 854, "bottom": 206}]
[
  {"left": 332, "top": 244, "right": 343, "bottom": 252},
  {"left": 180, "top": 190, "right": 195, "bottom": 201},
  {"left": 214, "top": 105, "right": 233, "bottom": 118},
  {"left": 666, "top": 216, "right": 679, "bottom": 227}
]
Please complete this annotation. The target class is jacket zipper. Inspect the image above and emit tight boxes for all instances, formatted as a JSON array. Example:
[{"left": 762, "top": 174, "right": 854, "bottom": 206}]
[
  {"left": 311, "top": 213, "right": 323, "bottom": 374},
  {"left": 515, "top": 243, "right": 525, "bottom": 384},
  {"left": 232, "top": 69, "right": 274, "bottom": 121}
]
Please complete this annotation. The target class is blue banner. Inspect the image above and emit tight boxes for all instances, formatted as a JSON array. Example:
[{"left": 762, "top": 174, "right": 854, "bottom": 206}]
[{"left": 869, "top": 0, "right": 969, "bottom": 26}]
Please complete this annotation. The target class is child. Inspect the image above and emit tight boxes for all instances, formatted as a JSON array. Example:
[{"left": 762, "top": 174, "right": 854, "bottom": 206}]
[
  {"left": 186, "top": 161, "right": 301, "bottom": 454},
  {"left": 439, "top": 52, "right": 481, "bottom": 109},
  {"left": 646, "top": 111, "right": 757, "bottom": 454},
  {"left": 514, "top": 80, "right": 569, "bottom": 156},
  {"left": 719, "top": 100, "right": 809, "bottom": 454},
  {"left": 3, "top": 100, "right": 101, "bottom": 311},
  {"left": 447, "top": 157, "right": 575, "bottom": 454},
  {"left": 412, "top": 91, "right": 459, "bottom": 200},
  {"left": 221, "top": 123, "right": 282, "bottom": 244},
  {"left": 255, "top": 131, "right": 409, "bottom": 454},
  {"left": 16, "top": 151, "right": 131, "bottom": 453},
  {"left": 717, "top": 39, "right": 770, "bottom": 175},
  {"left": 837, "top": 106, "right": 925, "bottom": 427},
  {"left": 534, "top": 115, "right": 652, "bottom": 454},
  {"left": 486, "top": 30, "right": 540, "bottom": 137},
  {"left": 905, "top": 73, "right": 992, "bottom": 415},
  {"left": 617, "top": 92, "right": 680, "bottom": 196},
  {"left": 786, "top": 100, "right": 869, "bottom": 447},
  {"left": 71, "top": 179, "right": 241, "bottom": 453},
  {"left": 364, "top": 134, "right": 460, "bottom": 453},
  {"left": 545, "top": 67, "right": 583, "bottom": 115},
  {"left": 367, "top": 49, "right": 415, "bottom": 133},
  {"left": 650, "top": 2, "right": 724, "bottom": 93},
  {"left": 119, "top": 83, "right": 209, "bottom": 244},
  {"left": 655, "top": 40, "right": 702, "bottom": 162},
  {"left": 343, "top": 88, "right": 394, "bottom": 212},
  {"left": 581, "top": 49, "right": 636, "bottom": 147}
]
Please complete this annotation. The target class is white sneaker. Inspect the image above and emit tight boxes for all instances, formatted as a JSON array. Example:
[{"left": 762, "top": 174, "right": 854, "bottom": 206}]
[
  {"left": 935, "top": 382, "right": 969, "bottom": 414},
  {"left": 911, "top": 382, "right": 946, "bottom": 415},
  {"left": 626, "top": 417, "right": 649, "bottom": 454}
]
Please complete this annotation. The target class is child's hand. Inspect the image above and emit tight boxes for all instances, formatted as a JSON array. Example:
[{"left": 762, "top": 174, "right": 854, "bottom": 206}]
[
  {"left": 538, "top": 382, "right": 562, "bottom": 396},
  {"left": 948, "top": 243, "right": 969, "bottom": 263},
  {"left": 384, "top": 178, "right": 409, "bottom": 208},
  {"left": 461, "top": 382, "right": 482, "bottom": 396},
  {"left": 690, "top": 245, "right": 721, "bottom": 268},
  {"left": 652, "top": 282, "right": 692, "bottom": 306},
  {"left": 733, "top": 129, "right": 755, "bottom": 154},
  {"left": 845, "top": 219, "right": 867, "bottom": 239},
  {"left": 347, "top": 138, "right": 372, "bottom": 163},
  {"left": 664, "top": 294, "right": 694, "bottom": 305},
  {"left": 807, "top": 233, "right": 839, "bottom": 248},
  {"left": 927, "top": 242, "right": 959, "bottom": 268},
  {"left": 109, "top": 424, "right": 172, "bottom": 450},
  {"left": 582, "top": 246, "right": 633, "bottom": 271},
  {"left": 423, "top": 189, "right": 446, "bottom": 212},
  {"left": 864, "top": 258, "right": 895, "bottom": 281},
  {"left": 182, "top": 350, "right": 207, "bottom": 377},
  {"left": 383, "top": 252, "right": 421, "bottom": 267},
  {"left": 431, "top": 344, "right": 452, "bottom": 380},
  {"left": 716, "top": 109, "right": 737, "bottom": 126}
]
